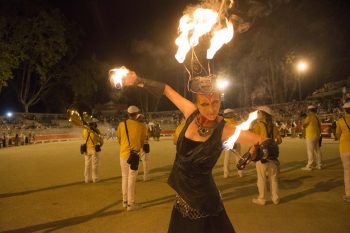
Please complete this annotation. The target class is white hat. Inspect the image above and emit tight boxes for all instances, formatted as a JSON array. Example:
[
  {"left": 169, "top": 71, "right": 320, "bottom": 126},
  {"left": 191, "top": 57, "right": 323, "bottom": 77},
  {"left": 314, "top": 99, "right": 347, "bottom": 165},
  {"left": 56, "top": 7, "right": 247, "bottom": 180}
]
[
  {"left": 127, "top": 106, "right": 140, "bottom": 114},
  {"left": 343, "top": 102, "right": 350, "bottom": 109},
  {"left": 307, "top": 105, "right": 317, "bottom": 110},
  {"left": 136, "top": 113, "right": 144, "bottom": 119},
  {"left": 257, "top": 106, "right": 273, "bottom": 116},
  {"left": 223, "top": 108, "right": 234, "bottom": 114}
]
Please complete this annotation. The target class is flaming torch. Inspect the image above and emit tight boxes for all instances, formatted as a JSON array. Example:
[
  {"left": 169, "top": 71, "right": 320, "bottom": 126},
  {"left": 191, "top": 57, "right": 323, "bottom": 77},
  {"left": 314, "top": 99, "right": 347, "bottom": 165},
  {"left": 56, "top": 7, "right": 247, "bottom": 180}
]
[
  {"left": 223, "top": 111, "right": 259, "bottom": 170},
  {"left": 207, "top": 18, "right": 233, "bottom": 59},
  {"left": 175, "top": 7, "right": 234, "bottom": 63},
  {"left": 223, "top": 111, "right": 258, "bottom": 150},
  {"left": 223, "top": 110, "right": 279, "bottom": 170},
  {"left": 109, "top": 67, "right": 130, "bottom": 89}
]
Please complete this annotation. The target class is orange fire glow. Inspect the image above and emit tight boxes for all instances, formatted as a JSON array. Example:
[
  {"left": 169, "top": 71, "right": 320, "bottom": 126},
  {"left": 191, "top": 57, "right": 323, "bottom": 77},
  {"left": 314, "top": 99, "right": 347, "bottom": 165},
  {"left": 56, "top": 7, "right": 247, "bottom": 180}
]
[
  {"left": 109, "top": 67, "right": 129, "bottom": 88},
  {"left": 223, "top": 111, "right": 258, "bottom": 150},
  {"left": 207, "top": 18, "right": 233, "bottom": 59},
  {"left": 175, "top": 7, "right": 234, "bottom": 63}
]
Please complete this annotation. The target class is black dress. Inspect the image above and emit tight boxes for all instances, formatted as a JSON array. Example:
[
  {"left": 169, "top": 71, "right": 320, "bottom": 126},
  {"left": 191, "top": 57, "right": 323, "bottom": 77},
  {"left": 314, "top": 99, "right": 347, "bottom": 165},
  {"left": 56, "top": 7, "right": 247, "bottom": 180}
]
[{"left": 167, "top": 111, "right": 235, "bottom": 233}]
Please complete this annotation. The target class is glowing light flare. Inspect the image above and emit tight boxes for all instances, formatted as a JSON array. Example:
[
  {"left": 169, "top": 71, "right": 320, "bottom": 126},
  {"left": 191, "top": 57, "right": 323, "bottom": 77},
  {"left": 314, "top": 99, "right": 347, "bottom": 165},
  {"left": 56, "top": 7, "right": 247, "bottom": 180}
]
[
  {"left": 109, "top": 67, "right": 129, "bottom": 89},
  {"left": 175, "top": 8, "right": 218, "bottom": 63},
  {"left": 223, "top": 111, "right": 258, "bottom": 150},
  {"left": 297, "top": 61, "right": 308, "bottom": 72},
  {"left": 207, "top": 19, "right": 234, "bottom": 59},
  {"left": 6, "top": 112, "right": 13, "bottom": 118},
  {"left": 216, "top": 79, "right": 229, "bottom": 91}
]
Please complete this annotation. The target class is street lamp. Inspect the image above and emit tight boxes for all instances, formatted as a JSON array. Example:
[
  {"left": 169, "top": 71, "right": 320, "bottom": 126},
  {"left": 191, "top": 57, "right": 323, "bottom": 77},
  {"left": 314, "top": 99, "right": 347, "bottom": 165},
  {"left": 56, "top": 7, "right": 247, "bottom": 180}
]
[
  {"left": 296, "top": 61, "right": 308, "bottom": 101},
  {"left": 216, "top": 78, "right": 229, "bottom": 108},
  {"left": 6, "top": 112, "right": 13, "bottom": 118}
]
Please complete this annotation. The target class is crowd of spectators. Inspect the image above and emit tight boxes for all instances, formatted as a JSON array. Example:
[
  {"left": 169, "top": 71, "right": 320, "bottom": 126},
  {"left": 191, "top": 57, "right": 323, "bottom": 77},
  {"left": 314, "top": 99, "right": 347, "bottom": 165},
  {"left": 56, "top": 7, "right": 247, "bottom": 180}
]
[
  {"left": 0, "top": 97, "right": 345, "bottom": 148},
  {"left": 0, "top": 113, "right": 72, "bottom": 148},
  {"left": 0, "top": 131, "right": 35, "bottom": 148},
  {"left": 145, "top": 99, "right": 343, "bottom": 138}
]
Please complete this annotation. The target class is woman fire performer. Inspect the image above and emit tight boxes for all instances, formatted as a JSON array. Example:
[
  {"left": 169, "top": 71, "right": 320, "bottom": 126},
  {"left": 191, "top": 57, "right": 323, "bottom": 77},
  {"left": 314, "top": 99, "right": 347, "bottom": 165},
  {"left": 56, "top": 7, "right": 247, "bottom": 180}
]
[{"left": 120, "top": 71, "right": 267, "bottom": 233}]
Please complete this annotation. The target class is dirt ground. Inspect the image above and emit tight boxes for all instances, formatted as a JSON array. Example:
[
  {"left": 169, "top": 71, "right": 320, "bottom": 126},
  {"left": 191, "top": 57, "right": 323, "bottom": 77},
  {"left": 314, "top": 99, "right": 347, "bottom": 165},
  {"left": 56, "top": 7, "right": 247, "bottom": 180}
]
[{"left": 0, "top": 137, "right": 349, "bottom": 233}]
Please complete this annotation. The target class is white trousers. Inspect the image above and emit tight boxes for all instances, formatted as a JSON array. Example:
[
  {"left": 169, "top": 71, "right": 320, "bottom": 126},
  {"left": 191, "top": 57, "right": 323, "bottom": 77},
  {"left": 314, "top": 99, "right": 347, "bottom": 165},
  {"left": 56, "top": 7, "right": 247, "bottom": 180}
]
[
  {"left": 306, "top": 139, "right": 322, "bottom": 167},
  {"left": 84, "top": 149, "right": 99, "bottom": 182},
  {"left": 340, "top": 153, "right": 350, "bottom": 196},
  {"left": 140, "top": 151, "right": 150, "bottom": 181},
  {"left": 255, "top": 160, "right": 279, "bottom": 202},
  {"left": 120, "top": 158, "right": 138, "bottom": 205},
  {"left": 223, "top": 144, "right": 242, "bottom": 177}
]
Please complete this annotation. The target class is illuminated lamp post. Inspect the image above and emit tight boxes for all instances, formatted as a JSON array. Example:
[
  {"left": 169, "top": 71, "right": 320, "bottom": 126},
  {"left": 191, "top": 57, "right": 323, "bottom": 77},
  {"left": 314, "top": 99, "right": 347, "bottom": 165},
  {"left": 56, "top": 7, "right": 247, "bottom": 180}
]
[
  {"left": 6, "top": 112, "right": 13, "bottom": 118},
  {"left": 296, "top": 61, "right": 308, "bottom": 101},
  {"left": 216, "top": 78, "right": 229, "bottom": 108}
]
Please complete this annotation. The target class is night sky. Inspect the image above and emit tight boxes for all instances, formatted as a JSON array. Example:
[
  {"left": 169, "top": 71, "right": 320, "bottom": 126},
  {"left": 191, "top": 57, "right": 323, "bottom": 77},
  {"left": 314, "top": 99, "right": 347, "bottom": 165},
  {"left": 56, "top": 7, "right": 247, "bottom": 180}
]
[
  {"left": 50, "top": 0, "right": 195, "bottom": 63},
  {"left": 1, "top": 0, "right": 350, "bottom": 114}
]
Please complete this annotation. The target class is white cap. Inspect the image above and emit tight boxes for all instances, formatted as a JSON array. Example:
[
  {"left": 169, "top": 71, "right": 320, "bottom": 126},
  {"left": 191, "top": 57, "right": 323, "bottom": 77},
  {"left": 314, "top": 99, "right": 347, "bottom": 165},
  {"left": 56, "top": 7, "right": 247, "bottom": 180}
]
[
  {"left": 136, "top": 114, "right": 144, "bottom": 119},
  {"left": 223, "top": 108, "right": 234, "bottom": 114},
  {"left": 307, "top": 105, "right": 317, "bottom": 110},
  {"left": 127, "top": 106, "right": 140, "bottom": 114},
  {"left": 343, "top": 102, "right": 350, "bottom": 109},
  {"left": 257, "top": 106, "right": 273, "bottom": 116}
]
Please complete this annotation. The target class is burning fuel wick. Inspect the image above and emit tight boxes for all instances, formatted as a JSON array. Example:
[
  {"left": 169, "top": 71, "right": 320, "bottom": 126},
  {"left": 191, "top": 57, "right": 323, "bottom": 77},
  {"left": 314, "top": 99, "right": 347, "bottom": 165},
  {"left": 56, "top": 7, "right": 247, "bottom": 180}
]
[
  {"left": 109, "top": 67, "right": 129, "bottom": 89},
  {"left": 223, "top": 111, "right": 258, "bottom": 150}
]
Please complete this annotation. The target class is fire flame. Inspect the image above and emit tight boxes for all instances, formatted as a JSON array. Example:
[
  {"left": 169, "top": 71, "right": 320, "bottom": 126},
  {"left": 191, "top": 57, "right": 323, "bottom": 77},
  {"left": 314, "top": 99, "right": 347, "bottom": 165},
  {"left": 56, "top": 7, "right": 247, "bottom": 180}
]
[
  {"left": 189, "top": 9, "right": 218, "bottom": 47},
  {"left": 207, "top": 18, "right": 233, "bottom": 59},
  {"left": 175, "top": 8, "right": 234, "bottom": 63},
  {"left": 223, "top": 111, "right": 258, "bottom": 150},
  {"left": 175, "top": 15, "right": 192, "bottom": 64},
  {"left": 109, "top": 67, "right": 129, "bottom": 88}
]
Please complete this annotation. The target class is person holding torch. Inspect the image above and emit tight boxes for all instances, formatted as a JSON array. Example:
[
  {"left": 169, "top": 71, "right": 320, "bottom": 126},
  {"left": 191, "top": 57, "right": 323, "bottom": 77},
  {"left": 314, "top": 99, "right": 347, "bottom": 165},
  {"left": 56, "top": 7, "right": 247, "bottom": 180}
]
[
  {"left": 110, "top": 68, "right": 278, "bottom": 233},
  {"left": 252, "top": 106, "right": 282, "bottom": 205},
  {"left": 82, "top": 118, "right": 104, "bottom": 183}
]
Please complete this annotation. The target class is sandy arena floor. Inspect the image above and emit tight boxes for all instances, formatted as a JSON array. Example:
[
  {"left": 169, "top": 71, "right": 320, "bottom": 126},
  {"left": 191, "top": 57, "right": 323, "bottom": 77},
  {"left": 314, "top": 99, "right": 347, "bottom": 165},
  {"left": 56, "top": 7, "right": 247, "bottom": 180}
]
[{"left": 0, "top": 137, "right": 349, "bottom": 233}]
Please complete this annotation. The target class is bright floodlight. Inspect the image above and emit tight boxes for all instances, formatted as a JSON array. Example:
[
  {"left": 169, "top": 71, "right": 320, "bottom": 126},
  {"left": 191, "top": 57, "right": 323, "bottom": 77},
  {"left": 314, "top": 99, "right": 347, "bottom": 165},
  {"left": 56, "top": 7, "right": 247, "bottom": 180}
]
[
  {"left": 6, "top": 112, "right": 13, "bottom": 118},
  {"left": 216, "top": 79, "right": 229, "bottom": 91},
  {"left": 297, "top": 61, "right": 307, "bottom": 72}
]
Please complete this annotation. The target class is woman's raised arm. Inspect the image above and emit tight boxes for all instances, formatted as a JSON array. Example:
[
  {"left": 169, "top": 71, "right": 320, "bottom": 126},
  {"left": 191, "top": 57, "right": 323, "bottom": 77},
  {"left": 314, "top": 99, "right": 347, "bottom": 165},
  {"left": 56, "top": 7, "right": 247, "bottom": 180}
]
[
  {"left": 122, "top": 70, "right": 196, "bottom": 119},
  {"left": 163, "top": 84, "right": 196, "bottom": 119}
]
